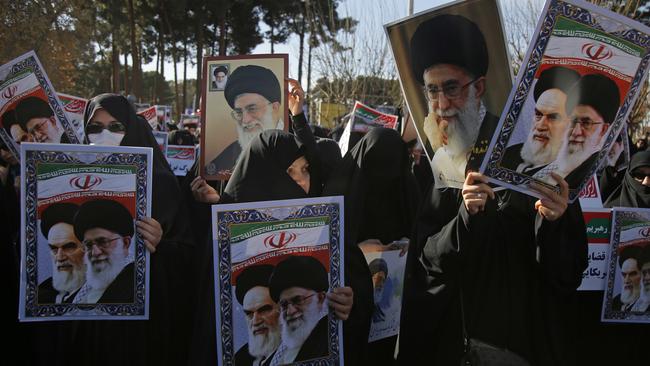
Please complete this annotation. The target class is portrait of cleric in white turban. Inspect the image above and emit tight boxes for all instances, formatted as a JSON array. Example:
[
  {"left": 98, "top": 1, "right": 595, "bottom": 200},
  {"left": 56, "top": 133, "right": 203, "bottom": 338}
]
[
  {"left": 385, "top": 0, "right": 512, "bottom": 189},
  {"left": 201, "top": 55, "right": 287, "bottom": 180}
]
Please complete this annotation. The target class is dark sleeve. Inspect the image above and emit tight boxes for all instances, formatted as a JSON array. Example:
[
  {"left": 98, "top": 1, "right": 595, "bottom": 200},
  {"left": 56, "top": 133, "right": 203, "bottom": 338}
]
[
  {"left": 599, "top": 166, "right": 623, "bottom": 200},
  {"left": 417, "top": 187, "right": 491, "bottom": 292},
  {"left": 290, "top": 113, "right": 317, "bottom": 152},
  {"left": 534, "top": 201, "right": 588, "bottom": 295}
]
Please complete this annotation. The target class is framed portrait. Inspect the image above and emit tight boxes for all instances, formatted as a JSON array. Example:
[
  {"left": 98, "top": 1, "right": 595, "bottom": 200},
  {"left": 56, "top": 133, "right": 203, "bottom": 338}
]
[
  {"left": 209, "top": 63, "right": 231, "bottom": 92},
  {"left": 18, "top": 143, "right": 152, "bottom": 321},
  {"left": 0, "top": 51, "right": 82, "bottom": 160},
  {"left": 480, "top": 0, "right": 650, "bottom": 202},
  {"left": 385, "top": 0, "right": 513, "bottom": 189},
  {"left": 212, "top": 196, "right": 344, "bottom": 365},
  {"left": 200, "top": 54, "right": 288, "bottom": 180},
  {"left": 602, "top": 208, "right": 650, "bottom": 323}
]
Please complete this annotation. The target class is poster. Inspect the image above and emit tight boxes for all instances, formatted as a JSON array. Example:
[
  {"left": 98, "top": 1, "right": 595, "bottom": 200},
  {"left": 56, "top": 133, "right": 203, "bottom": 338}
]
[
  {"left": 481, "top": 0, "right": 650, "bottom": 202},
  {"left": 602, "top": 208, "right": 650, "bottom": 322},
  {"left": 200, "top": 54, "right": 288, "bottom": 180},
  {"left": 57, "top": 93, "right": 87, "bottom": 139},
  {"left": 155, "top": 105, "right": 172, "bottom": 127},
  {"left": 0, "top": 51, "right": 81, "bottom": 159},
  {"left": 385, "top": 0, "right": 513, "bottom": 189},
  {"left": 338, "top": 101, "right": 398, "bottom": 155},
  {"left": 137, "top": 105, "right": 157, "bottom": 129},
  {"left": 579, "top": 209, "right": 611, "bottom": 291},
  {"left": 153, "top": 131, "right": 168, "bottom": 155},
  {"left": 19, "top": 143, "right": 152, "bottom": 321},
  {"left": 166, "top": 144, "right": 197, "bottom": 176},
  {"left": 363, "top": 247, "right": 407, "bottom": 342},
  {"left": 212, "top": 197, "right": 344, "bottom": 365},
  {"left": 578, "top": 174, "right": 603, "bottom": 209},
  {"left": 180, "top": 114, "right": 200, "bottom": 128}
]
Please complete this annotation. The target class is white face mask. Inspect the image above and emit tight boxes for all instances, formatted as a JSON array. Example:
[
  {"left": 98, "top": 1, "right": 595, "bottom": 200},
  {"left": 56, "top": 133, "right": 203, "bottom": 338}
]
[{"left": 88, "top": 129, "right": 125, "bottom": 146}]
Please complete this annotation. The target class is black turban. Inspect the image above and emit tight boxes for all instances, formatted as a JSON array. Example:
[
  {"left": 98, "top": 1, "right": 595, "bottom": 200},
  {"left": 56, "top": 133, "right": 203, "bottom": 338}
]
[
  {"left": 533, "top": 66, "right": 580, "bottom": 102},
  {"left": 2, "top": 109, "right": 17, "bottom": 133},
  {"left": 74, "top": 199, "right": 134, "bottom": 241},
  {"left": 213, "top": 65, "right": 228, "bottom": 77},
  {"left": 235, "top": 265, "right": 274, "bottom": 305},
  {"left": 269, "top": 256, "right": 328, "bottom": 302},
  {"left": 368, "top": 258, "right": 388, "bottom": 275},
  {"left": 639, "top": 245, "right": 650, "bottom": 267},
  {"left": 40, "top": 202, "right": 79, "bottom": 238},
  {"left": 224, "top": 65, "right": 281, "bottom": 109},
  {"left": 15, "top": 96, "right": 54, "bottom": 130},
  {"left": 618, "top": 245, "right": 641, "bottom": 268},
  {"left": 566, "top": 73, "right": 620, "bottom": 124},
  {"left": 410, "top": 14, "right": 488, "bottom": 85}
]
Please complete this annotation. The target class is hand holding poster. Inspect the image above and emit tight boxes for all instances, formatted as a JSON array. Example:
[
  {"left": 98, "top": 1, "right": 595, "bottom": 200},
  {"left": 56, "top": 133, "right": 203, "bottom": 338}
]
[
  {"left": 481, "top": 0, "right": 650, "bottom": 202},
  {"left": 19, "top": 143, "right": 152, "bottom": 321},
  {"left": 0, "top": 51, "right": 81, "bottom": 159},
  {"left": 212, "top": 197, "right": 344, "bottom": 365},
  {"left": 602, "top": 208, "right": 650, "bottom": 322}
]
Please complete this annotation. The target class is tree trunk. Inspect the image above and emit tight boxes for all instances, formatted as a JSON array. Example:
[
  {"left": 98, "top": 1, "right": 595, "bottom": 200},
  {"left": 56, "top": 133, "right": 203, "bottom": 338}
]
[
  {"left": 195, "top": 24, "right": 203, "bottom": 110},
  {"left": 123, "top": 52, "right": 130, "bottom": 95},
  {"left": 172, "top": 46, "right": 180, "bottom": 123},
  {"left": 270, "top": 24, "right": 275, "bottom": 54},
  {"left": 297, "top": 17, "right": 305, "bottom": 85},
  {"left": 183, "top": 42, "right": 188, "bottom": 116},
  {"left": 153, "top": 34, "right": 161, "bottom": 104},
  {"left": 111, "top": 34, "right": 119, "bottom": 93},
  {"left": 128, "top": 0, "right": 142, "bottom": 100},
  {"left": 219, "top": 12, "right": 227, "bottom": 56}
]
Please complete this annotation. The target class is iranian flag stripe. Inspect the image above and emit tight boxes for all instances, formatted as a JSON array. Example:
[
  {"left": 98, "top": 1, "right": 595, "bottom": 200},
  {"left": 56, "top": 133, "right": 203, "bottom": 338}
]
[{"left": 37, "top": 172, "right": 136, "bottom": 199}]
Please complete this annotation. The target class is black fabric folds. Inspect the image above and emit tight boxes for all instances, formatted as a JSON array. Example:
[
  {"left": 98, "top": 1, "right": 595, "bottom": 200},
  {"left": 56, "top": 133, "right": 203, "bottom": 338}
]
[{"left": 604, "top": 150, "right": 650, "bottom": 208}]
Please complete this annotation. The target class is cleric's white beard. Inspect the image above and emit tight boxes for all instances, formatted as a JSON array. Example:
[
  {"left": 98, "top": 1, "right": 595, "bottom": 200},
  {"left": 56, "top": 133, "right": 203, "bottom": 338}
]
[
  {"left": 281, "top": 300, "right": 324, "bottom": 349},
  {"left": 248, "top": 324, "right": 281, "bottom": 358},
  {"left": 555, "top": 125, "right": 604, "bottom": 173},
  {"left": 520, "top": 126, "right": 565, "bottom": 167},
  {"left": 236, "top": 107, "right": 276, "bottom": 150},
  {"left": 52, "top": 262, "right": 85, "bottom": 294},
  {"left": 439, "top": 88, "right": 481, "bottom": 160},
  {"left": 216, "top": 80, "right": 227, "bottom": 89},
  {"left": 85, "top": 245, "right": 129, "bottom": 291},
  {"left": 621, "top": 285, "right": 640, "bottom": 305}
]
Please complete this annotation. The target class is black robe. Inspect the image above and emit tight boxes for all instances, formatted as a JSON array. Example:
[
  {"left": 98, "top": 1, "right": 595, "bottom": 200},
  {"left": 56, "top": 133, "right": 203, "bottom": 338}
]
[
  {"left": 323, "top": 128, "right": 420, "bottom": 366},
  {"left": 576, "top": 151, "right": 650, "bottom": 366},
  {"left": 206, "top": 140, "right": 242, "bottom": 175},
  {"left": 50, "top": 94, "right": 195, "bottom": 366},
  {"left": 398, "top": 111, "right": 587, "bottom": 365}
]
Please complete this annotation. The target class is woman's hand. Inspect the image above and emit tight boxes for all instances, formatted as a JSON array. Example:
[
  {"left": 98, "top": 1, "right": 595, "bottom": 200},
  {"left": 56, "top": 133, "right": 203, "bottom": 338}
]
[
  {"left": 327, "top": 286, "right": 353, "bottom": 320},
  {"left": 136, "top": 217, "right": 163, "bottom": 253},
  {"left": 191, "top": 176, "right": 221, "bottom": 204}
]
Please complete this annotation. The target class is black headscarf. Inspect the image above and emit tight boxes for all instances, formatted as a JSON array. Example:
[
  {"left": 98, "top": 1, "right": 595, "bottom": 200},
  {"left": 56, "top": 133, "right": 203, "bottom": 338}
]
[
  {"left": 223, "top": 129, "right": 320, "bottom": 203},
  {"left": 323, "top": 127, "right": 420, "bottom": 365},
  {"left": 604, "top": 150, "right": 650, "bottom": 208},
  {"left": 75, "top": 94, "right": 194, "bottom": 365}
]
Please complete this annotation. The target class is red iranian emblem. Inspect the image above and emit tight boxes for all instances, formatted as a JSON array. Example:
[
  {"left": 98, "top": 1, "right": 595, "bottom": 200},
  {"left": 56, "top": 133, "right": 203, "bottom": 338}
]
[
  {"left": 640, "top": 227, "right": 650, "bottom": 238},
  {"left": 2, "top": 85, "right": 18, "bottom": 99},
  {"left": 581, "top": 43, "right": 613, "bottom": 62},
  {"left": 263, "top": 231, "right": 297, "bottom": 249},
  {"left": 70, "top": 175, "right": 102, "bottom": 190},
  {"left": 64, "top": 99, "right": 86, "bottom": 114}
]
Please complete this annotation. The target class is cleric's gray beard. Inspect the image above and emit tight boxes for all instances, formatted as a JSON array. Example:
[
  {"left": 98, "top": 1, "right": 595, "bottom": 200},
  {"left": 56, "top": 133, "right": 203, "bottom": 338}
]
[
  {"left": 439, "top": 87, "right": 481, "bottom": 159},
  {"left": 247, "top": 323, "right": 281, "bottom": 358},
  {"left": 519, "top": 124, "right": 565, "bottom": 167},
  {"left": 85, "top": 245, "right": 129, "bottom": 291},
  {"left": 236, "top": 107, "right": 276, "bottom": 150},
  {"left": 52, "top": 261, "right": 85, "bottom": 294},
  {"left": 281, "top": 300, "right": 324, "bottom": 349},
  {"left": 621, "top": 285, "right": 639, "bottom": 305}
]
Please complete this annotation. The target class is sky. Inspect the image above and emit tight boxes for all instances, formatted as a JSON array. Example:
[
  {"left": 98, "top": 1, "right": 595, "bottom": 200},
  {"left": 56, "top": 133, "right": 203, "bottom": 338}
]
[{"left": 141, "top": 0, "right": 453, "bottom": 82}]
